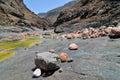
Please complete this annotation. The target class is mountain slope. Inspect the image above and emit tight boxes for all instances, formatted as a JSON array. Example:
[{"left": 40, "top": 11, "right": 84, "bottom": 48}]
[
  {"left": 54, "top": 0, "right": 120, "bottom": 33},
  {"left": 38, "top": 0, "right": 80, "bottom": 24},
  {"left": 0, "top": 0, "right": 50, "bottom": 28}
]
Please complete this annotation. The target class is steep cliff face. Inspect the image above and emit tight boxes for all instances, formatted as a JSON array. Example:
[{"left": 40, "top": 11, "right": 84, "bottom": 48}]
[
  {"left": 54, "top": 0, "right": 120, "bottom": 33},
  {"left": 0, "top": 0, "right": 50, "bottom": 28}
]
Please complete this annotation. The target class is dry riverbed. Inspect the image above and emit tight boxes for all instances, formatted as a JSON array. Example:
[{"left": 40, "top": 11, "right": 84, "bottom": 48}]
[{"left": 0, "top": 37, "right": 120, "bottom": 80}]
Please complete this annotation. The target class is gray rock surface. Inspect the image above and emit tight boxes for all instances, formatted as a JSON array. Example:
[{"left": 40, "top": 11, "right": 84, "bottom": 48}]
[
  {"left": 0, "top": 37, "right": 120, "bottom": 80},
  {"left": 35, "top": 52, "right": 60, "bottom": 71}
]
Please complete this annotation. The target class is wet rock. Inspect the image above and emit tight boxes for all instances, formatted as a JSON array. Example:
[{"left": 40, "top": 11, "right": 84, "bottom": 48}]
[
  {"left": 69, "top": 43, "right": 78, "bottom": 50},
  {"left": 33, "top": 68, "right": 41, "bottom": 77},
  {"left": 59, "top": 52, "right": 69, "bottom": 62},
  {"left": 34, "top": 52, "right": 60, "bottom": 71}
]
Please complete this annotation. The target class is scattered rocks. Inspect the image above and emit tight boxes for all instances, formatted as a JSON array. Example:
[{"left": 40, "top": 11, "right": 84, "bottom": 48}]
[
  {"left": 69, "top": 43, "right": 78, "bottom": 50},
  {"left": 62, "top": 26, "right": 114, "bottom": 40},
  {"left": 34, "top": 52, "right": 60, "bottom": 71},
  {"left": 59, "top": 52, "right": 69, "bottom": 62},
  {"left": 33, "top": 68, "right": 41, "bottom": 77}
]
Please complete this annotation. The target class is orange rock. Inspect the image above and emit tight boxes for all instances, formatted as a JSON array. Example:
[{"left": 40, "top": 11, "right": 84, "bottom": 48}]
[
  {"left": 69, "top": 43, "right": 78, "bottom": 50},
  {"left": 59, "top": 52, "right": 69, "bottom": 62}
]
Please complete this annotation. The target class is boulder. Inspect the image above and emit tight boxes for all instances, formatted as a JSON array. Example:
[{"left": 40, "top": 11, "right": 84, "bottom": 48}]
[
  {"left": 34, "top": 52, "right": 60, "bottom": 71},
  {"left": 69, "top": 43, "right": 78, "bottom": 50}
]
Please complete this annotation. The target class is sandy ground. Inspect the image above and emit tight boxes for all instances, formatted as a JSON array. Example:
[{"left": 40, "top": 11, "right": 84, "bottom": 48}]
[{"left": 0, "top": 37, "right": 120, "bottom": 80}]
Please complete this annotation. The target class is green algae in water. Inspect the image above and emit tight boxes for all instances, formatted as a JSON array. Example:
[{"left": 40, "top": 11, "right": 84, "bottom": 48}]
[{"left": 0, "top": 37, "right": 43, "bottom": 62}]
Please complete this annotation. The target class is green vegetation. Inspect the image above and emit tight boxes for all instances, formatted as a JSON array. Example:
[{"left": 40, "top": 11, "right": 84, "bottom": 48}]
[
  {"left": 0, "top": 37, "right": 43, "bottom": 62},
  {"left": 0, "top": 51, "right": 15, "bottom": 62},
  {"left": 0, "top": 37, "right": 42, "bottom": 50}
]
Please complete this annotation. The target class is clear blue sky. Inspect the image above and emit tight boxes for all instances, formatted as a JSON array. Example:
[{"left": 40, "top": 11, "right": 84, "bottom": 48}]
[{"left": 23, "top": 0, "right": 72, "bottom": 14}]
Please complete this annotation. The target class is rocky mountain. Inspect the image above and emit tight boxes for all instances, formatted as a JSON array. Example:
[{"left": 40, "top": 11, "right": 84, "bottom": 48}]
[
  {"left": 0, "top": 0, "right": 50, "bottom": 28},
  {"left": 38, "top": 0, "right": 80, "bottom": 24},
  {"left": 54, "top": 0, "right": 120, "bottom": 33}
]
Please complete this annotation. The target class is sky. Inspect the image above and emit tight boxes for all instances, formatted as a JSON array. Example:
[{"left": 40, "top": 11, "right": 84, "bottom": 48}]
[{"left": 23, "top": 0, "right": 72, "bottom": 14}]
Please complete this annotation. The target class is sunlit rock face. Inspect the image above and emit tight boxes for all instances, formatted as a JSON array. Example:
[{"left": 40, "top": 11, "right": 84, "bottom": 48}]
[
  {"left": 54, "top": 0, "right": 120, "bottom": 33},
  {"left": 0, "top": 0, "right": 50, "bottom": 28}
]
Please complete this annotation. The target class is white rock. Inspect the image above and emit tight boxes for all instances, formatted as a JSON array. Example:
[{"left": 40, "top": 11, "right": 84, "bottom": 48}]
[{"left": 33, "top": 68, "right": 41, "bottom": 77}]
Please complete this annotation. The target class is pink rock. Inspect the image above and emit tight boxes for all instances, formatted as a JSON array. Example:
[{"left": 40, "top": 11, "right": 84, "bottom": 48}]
[
  {"left": 104, "top": 28, "right": 111, "bottom": 34},
  {"left": 69, "top": 43, "right": 78, "bottom": 50},
  {"left": 82, "top": 28, "right": 89, "bottom": 35},
  {"left": 74, "top": 30, "right": 81, "bottom": 34},
  {"left": 72, "top": 34, "right": 80, "bottom": 38},
  {"left": 90, "top": 33, "right": 97, "bottom": 38},
  {"left": 65, "top": 34, "right": 73, "bottom": 39},
  {"left": 49, "top": 49, "right": 55, "bottom": 53}
]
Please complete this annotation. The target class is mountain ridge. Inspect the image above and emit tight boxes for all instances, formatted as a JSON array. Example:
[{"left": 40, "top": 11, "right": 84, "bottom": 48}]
[{"left": 38, "top": 0, "right": 80, "bottom": 24}]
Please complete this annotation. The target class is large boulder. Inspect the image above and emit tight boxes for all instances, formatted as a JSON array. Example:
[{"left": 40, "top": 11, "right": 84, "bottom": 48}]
[{"left": 34, "top": 52, "right": 60, "bottom": 71}]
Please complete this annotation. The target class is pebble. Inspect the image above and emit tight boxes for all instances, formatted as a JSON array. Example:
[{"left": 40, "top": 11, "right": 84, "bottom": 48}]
[
  {"left": 33, "top": 68, "right": 41, "bottom": 77},
  {"left": 69, "top": 43, "right": 78, "bottom": 50}
]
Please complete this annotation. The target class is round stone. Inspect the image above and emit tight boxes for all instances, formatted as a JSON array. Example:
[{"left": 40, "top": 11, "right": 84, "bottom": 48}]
[
  {"left": 33, "top": 68, "right": 41, "bottom": 77},
  {"left": 69, "top": 43, "right": 78, "bottom": 50},
  {"left": 59, "top": 52, "right": 69, "bottom": 62}
]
